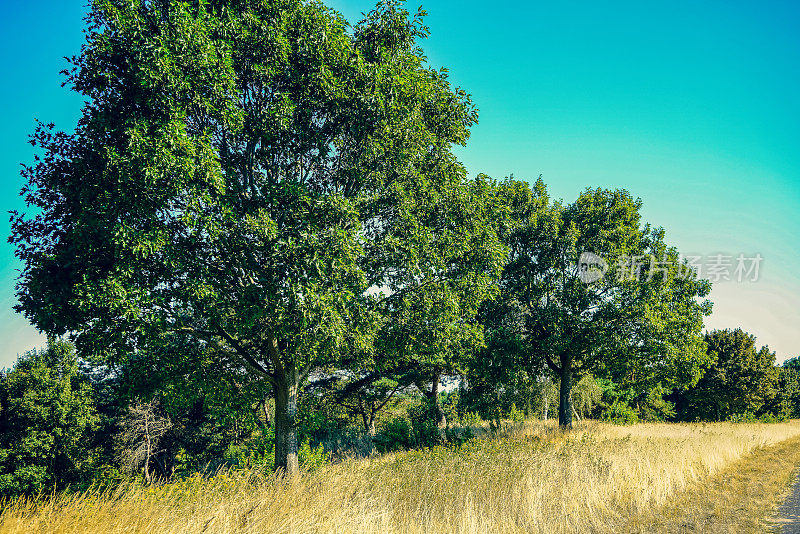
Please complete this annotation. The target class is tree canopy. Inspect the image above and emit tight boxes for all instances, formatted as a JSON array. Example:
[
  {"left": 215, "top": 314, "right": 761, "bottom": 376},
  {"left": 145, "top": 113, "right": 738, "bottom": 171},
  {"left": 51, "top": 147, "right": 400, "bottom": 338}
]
[
  {"left": 471, "top": 178, "right": 712, "bottom": 427},
  {"left": 11, "top": 0, "right": 795, "bottom": 500},
  {"left": 11, "top": 0, "right": 504, "bottom": 474},
  {"left": 677, "top": 329, "right": 778, "bottom": 421}
]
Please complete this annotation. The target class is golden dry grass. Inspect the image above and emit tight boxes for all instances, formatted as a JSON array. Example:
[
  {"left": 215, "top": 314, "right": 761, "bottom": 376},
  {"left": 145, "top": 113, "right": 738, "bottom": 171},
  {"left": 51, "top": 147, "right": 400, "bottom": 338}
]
[
  {"left": 627, "top": 433, "right": 800, "bottom": 533},
  {"left": 3, "top": 420, "right": 800, "bottom": 534}
]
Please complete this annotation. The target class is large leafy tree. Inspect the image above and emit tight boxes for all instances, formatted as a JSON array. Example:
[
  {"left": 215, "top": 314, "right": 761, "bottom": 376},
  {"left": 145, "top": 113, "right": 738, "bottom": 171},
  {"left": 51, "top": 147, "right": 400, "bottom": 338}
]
[
  {"left": 12, "top": 0, "right": 503, "bottom": 474},
  {"left": 0, "top": 339, "right": 98, "bottom": 497},
  {"left": 482, "top": 179, "right": 712, "bottom": 427}
]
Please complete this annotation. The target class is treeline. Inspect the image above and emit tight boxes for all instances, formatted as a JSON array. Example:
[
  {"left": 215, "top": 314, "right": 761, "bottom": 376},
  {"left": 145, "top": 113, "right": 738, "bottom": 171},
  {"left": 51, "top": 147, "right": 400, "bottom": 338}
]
[
  {"left": 1, "top": 328, "right": 798, "bottom": 498},
  {"left": 5, "top": 0, "right": 797, "bottom": 495}
]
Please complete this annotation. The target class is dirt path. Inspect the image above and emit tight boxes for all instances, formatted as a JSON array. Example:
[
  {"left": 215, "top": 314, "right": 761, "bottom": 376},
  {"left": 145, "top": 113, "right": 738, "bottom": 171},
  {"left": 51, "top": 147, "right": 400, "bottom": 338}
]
[{"left": 775, "top": 470, "right": 800, "bottom": 533}]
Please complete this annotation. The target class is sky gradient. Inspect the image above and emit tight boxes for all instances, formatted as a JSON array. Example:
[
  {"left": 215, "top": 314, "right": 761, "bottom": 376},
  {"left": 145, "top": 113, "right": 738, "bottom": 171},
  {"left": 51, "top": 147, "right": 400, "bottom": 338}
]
[{"left": 1, "top": 0, "right": 798, "bottom": 366}]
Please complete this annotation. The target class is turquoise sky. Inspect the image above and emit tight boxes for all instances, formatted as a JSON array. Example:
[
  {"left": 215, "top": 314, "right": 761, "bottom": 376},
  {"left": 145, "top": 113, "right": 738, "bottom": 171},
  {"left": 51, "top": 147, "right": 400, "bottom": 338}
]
[{"left": 1, "top": 0, "right": 798, "bottom": 366}]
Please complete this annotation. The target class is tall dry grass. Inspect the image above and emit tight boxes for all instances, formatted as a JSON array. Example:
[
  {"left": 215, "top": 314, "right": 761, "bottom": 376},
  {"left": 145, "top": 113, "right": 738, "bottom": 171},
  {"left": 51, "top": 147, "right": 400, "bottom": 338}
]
[{"left": 2, "top": 420, "right": 800, "bottom": 534}]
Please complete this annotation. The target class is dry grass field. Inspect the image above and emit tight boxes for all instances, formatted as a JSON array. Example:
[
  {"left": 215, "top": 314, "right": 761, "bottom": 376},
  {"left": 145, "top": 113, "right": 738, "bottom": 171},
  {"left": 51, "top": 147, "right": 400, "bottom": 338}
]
[
  {"left": 2, "top": 420, "right": 800, "bottom": 534},
  {"left": 628, "top": 431, "right": 800, "bottom": 533}
]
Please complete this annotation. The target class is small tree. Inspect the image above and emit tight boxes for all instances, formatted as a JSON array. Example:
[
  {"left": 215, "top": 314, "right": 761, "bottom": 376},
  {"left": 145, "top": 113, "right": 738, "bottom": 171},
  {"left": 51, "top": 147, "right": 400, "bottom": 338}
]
[
  {"left": 682, "top": 329, "right": 778, "bottom": 420},
  {"left": 333, "top": 374, "right": 407, "bottom": 435},
  {"left": 115, "top": 398, "right": 173, "bottom": 483},
  {"left": 0, "top": 339, "right": 98, "bottom": 497},
  {"left": 773, "top": 365, "right": 800, "bottom": 419},
  {"left": 572, "top": 375, "right": 602, "bottom": 420}
]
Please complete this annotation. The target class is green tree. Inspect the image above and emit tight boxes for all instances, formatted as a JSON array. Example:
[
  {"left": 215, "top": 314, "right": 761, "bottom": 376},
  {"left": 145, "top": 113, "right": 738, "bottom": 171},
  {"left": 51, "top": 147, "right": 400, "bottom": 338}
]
[
  {"left": 370, "top": 174, "right": 506, "bottom": 426},
  {"left": 484, "top": 179, "right": 712, "bottom": 428},
  {"left": 768, "top": 365, "right": 800, "bottom": 419},
  {"left": 327, "top": 373, "right": 409, "bottom": 435},
  {"left": 682, "top": 329, "right": 778, "bottom": 420},
  {"left": 12, "top": 0, "right": 502, "bottom": 474},
  {"left": 0, "top": 339, "right": 98, "bottom": 497},
  {"left": 571, "top": 375, "right": 602, "bottom": 420},
  {"left": 776, "top": 356, "right": 800, "bottom": 419},
  {"left": 783, "top": 356, "right": 800, "bottom": 371}
]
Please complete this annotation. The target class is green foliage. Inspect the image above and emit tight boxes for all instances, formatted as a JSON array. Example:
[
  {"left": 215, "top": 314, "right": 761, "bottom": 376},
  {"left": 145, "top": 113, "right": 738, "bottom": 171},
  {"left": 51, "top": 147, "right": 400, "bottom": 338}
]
[
  {"left": 679, "top": 329, "right": 778, "bottom": 421},
  {"left": 637, "top": 387, "right": 676, "bottom": 422},
  {"left": 112, "top": 335, "right": 270, "bottom": 476},
  {"left": 758, "top": 412, "right": 784, "bottom": 423},
  {"left": 728, "top": 411, "right": 787, "bottom": 424},
  {"left": 728, "top": 411, "right": 758, "bottom": 423},
  {"left": 572, "top": 376, "right": 603, "bottom": 420},
  {"left": 373, "top": 417, "right": 414, "bottom": 453},
  {"left": 773, "top": 365, "right": 800, "bottom": 419},
  {"left": 407, "top": 400, "right": 444, "bottom": 448},
  {"left": 0, "top": 339, "right": 99, "bottom": 497},
  {"left": 298, "top": 439, "right": 330, "bottom": 471},
  {"left": 601, "top": 402, "right": 639, "bottom": 425},
  {"left": 468, "top": 178, "right": 712, "bottom": 428},
  {"left": 443, "top": 425, "right": 474, "bottom": 446},
  {"left": 3, "top": 0, "right": 789, "bottom": 486},
  {"left": 12, "top": 0, "right": 505, "bottom": 473},
  {"left": 225, "top": 428, "right": 275, "bottom": 470},
  {"left": 459, "top": 411, "right": 484, "bottom": 427},
  {"left": 783, "top": 356, "right": 800, "bottom": 371},
  {"left": 83, "top": 465, "right": 128, "bottom": 491},
  {"left": 508, "top": 404, "right": 526, "bottom": 423},
  {"left": 372, "top": 397, "right": 477, "bottom": 453}
]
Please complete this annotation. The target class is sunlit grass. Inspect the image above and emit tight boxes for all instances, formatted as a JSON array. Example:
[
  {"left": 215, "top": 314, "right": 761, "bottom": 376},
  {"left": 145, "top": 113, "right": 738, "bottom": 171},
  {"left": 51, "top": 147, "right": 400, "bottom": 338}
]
[{"left": 3, "top": 420, "right": 800, "bottom": 533}]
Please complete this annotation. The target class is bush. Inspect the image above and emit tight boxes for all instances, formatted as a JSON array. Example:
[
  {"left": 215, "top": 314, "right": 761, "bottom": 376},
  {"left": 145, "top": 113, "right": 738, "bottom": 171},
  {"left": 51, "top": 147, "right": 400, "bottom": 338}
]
[
  {"left": 508, "top": 404, "right": 526, "bottom": 423},
  {"left": 758, "top": 412, "right": 789, "bottom": 423},
  {"left": 728, "top": 411, "right": 758, "bottom": 423},
  {"left": 374, "top": 399, "right": 459, "bottom": 453},
  {"left": 407, "top": 400, "right": 444, "bottom": 448},
  {"left": 759, "top": 412, "right": 779, "bottom": 424},
  {"left": 444, "top": 425, "right": 474, "bottom": 445},
  {"left": 373, "top": 417, "right": 413, "bottom": 453},
  {"left": 315, "top": 427, "right": 376, "bottom": 459},
  {"left": 725, "top": 411, "right": 787, "bottom": 423},
  {"left": 637, "top": 387, "right": 676, "bottom": 422},
  {"left": 298, "top": 439, "right": 330, "bottom": 471},
  {"left": 459, "top": 411, "right": 484, "bottom": 427},
  {"left": 601, "top": 402, "right": 639, "bottom": 425},
  {"left": 225, "top": 427, "right": 275, "bottom": 469}
]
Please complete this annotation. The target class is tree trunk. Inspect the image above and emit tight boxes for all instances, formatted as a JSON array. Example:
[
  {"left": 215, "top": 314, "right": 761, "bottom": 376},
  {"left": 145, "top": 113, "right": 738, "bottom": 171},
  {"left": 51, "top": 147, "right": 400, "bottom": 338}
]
[
  {"left": 359, "top": 402, "right": 377, "bottom": 436},
  {"left": 274, "top": 364, "right": 300, "bottom": 476},
  {"left": 429, "top": 372, "right": 446, "bottom": 427},
  {"left": 419, "top": 372, "right": 445, "bottom": 427},
  {"left": 558, "top": 362, "right": 573, "bottom": 429}
]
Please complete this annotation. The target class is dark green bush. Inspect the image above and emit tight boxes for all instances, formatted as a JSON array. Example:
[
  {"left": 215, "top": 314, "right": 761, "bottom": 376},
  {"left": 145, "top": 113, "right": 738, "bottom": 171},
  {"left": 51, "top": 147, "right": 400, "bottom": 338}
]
[
  {"left": 728, "top": 411, "right": 758, "bottom": 423},
  {"left": 601, "top": 401, "right": 639, "bottom": 425},
  {"left": 373, "top": 417, "right": 414, "bottom": 453},
  {"left": 407, "top": 400, "right": 443, "bottom": 448}
]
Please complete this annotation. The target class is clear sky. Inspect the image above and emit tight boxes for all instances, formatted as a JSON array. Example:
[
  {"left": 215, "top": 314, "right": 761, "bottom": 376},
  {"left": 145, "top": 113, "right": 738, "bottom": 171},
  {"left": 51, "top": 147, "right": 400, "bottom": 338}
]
[{"left": 0, "top": 0, "right": 798, "bottom": 366}]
